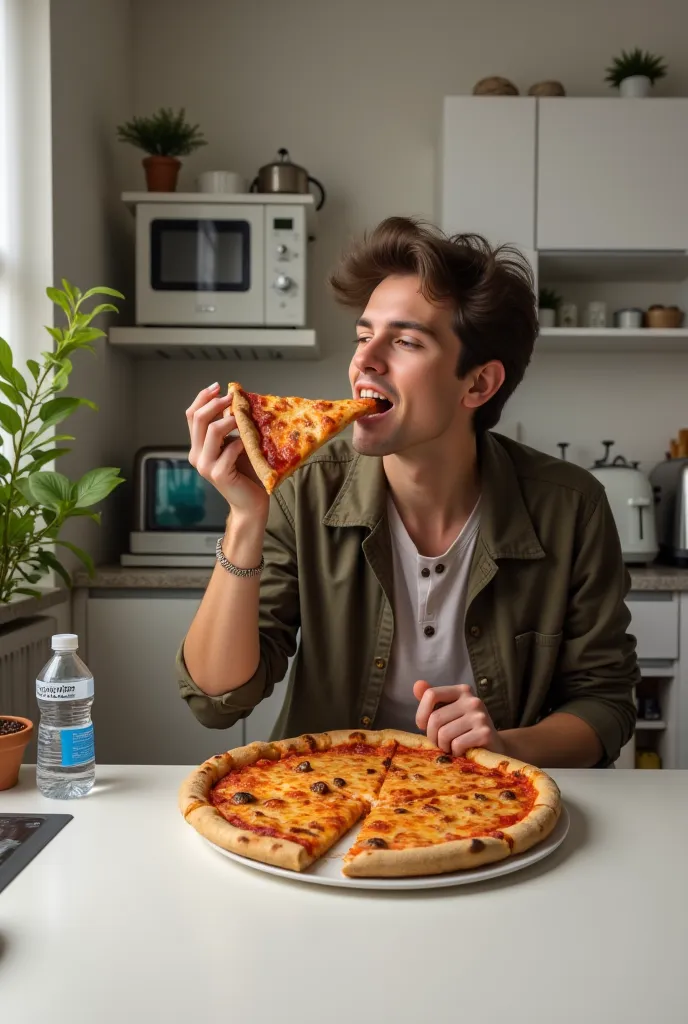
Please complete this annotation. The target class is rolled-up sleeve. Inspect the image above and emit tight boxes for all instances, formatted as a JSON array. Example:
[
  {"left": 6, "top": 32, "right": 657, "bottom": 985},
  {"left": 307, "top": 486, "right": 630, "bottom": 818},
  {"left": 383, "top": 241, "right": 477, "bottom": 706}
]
[
  {"left": 550, "top": 491, "right": 639, "bottom": 765},
  {"left": 176, "top": 483, "right": 300, "bottom": 729}
]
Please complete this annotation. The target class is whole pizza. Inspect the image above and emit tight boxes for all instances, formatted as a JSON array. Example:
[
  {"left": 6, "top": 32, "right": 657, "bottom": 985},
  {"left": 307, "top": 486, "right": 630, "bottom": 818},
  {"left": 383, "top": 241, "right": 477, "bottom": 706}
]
[{"left": 179, "top": 730, "right": 561, "bottom": 878}]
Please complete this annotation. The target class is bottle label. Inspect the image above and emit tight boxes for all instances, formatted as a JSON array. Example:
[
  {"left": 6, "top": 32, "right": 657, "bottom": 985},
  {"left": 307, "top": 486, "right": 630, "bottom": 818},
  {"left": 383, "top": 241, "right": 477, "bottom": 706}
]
[
  {"left": 60, "top": 725, "right": 95, "bottom": 767},
  {"left": 36, "top": 676, "right": 94, "bottom": 701}
]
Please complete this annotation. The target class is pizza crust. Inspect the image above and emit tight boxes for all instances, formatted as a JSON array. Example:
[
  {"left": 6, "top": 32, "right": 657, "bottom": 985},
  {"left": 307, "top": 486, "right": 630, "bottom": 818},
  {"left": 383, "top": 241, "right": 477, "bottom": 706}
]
[
  {"left": 186, "top": 803, "right": 313, "bottom": 871},
  {"left": 342, "top": 834, "right": 512, "bottom": 878},
  {"left": 226, "top": 383, "right": 280, "bottom": 493}
]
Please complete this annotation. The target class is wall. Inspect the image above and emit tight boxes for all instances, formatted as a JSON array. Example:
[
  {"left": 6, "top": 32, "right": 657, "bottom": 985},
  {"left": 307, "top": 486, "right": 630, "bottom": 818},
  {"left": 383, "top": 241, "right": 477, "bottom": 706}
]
[
  {"left": 129, "top": 0, "right": 688, "bottom": 473},
  {"left": 50, "top": 0, "right": 139, "bottom": 566}
]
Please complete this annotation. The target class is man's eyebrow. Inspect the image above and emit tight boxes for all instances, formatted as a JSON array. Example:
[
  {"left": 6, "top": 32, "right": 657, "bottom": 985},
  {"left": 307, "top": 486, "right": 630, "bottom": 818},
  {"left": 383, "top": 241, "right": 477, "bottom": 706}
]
[{"left": 355, "top": 317, "right": 437, "bottom": 339}]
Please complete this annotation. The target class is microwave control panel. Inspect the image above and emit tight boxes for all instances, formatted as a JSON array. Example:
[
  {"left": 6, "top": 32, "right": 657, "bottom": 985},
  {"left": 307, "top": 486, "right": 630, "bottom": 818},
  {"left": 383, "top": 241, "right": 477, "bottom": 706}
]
[{"left": 265, "top": 206, "right": 307, "bottom": 326}]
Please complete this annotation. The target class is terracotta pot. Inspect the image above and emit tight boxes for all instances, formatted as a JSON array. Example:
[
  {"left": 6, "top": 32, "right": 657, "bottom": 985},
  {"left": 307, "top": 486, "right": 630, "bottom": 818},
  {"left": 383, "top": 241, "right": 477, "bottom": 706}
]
[
  {"left": 143, "top": 155, "right": 182, "bottom": 192},
  {"left": 0, "top": 716, "right": 33, "bottom": 791},
  {"left": 646, "top": 306, "right": 684, "bottom": 329}
]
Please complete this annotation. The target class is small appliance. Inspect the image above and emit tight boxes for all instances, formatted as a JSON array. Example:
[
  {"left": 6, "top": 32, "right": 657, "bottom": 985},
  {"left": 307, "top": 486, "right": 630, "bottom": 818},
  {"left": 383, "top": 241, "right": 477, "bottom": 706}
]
[
  {"left": 588, "top": 441, "right": 658, "bottom": 564},
  {"left": 648, "top": 456, "right": 688, "bottom": 566},
  {"left": 120, "top": 449, "right": 228, "bottom": 567},
  {"left": 250, "top": 148, "right": 326, "bottom": 210},
  {"left": 134, "top": 195, "right": 311, "bottom": 327}
]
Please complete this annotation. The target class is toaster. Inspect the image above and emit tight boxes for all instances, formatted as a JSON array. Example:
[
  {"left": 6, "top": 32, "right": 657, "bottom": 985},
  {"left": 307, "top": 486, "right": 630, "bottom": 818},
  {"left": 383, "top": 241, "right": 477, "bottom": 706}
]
[
  {"left": 649, "top": 457, "right": 688, "bottom": 567},
  {"left": 588, "top": 442, "right": 658, "bottom": 565}
]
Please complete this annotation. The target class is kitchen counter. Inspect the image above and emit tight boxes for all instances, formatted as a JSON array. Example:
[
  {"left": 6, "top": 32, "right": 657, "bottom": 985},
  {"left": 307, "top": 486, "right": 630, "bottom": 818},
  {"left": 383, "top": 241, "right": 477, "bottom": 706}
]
[
  {"left": 1, "top": 766, "right": 686, "bottom": 1024},
  {"left": 74, "top": 563, "right": 688, "bottom": 591}
]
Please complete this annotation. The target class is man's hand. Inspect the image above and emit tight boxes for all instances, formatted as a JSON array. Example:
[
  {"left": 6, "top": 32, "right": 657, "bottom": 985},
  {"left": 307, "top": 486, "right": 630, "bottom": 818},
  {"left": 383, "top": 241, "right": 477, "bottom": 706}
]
[{"left": 413, "top": 680, "right": 505, "bottom": 756}]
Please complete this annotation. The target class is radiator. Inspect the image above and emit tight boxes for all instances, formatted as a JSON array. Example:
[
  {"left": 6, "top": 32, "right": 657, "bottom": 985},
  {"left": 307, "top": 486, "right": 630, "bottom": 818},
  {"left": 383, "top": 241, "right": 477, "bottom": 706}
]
[{"left": 0, "top": 615, "right": 57, "bottom": 760}]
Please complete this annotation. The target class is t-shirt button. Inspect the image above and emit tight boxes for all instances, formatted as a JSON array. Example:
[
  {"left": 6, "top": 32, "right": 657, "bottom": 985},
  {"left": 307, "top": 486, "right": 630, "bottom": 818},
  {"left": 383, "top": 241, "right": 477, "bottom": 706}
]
[
  {"left": 360, "top": 716, "right": 372, "bottom": 727},
  {"left": 435, "top": 563, "right": 445, "bottom": 574},
  {"left": 470, "top": 625, "right": 481, "bottom": 638},
  {"left": 374, "top": 658, "right": 386, "bottom": 670},
  {"left": 477, "top": 677, "right": 490, "bottom": 694},
  {"left": 424, "top": 625, "right": 436, "bottom": 638},
  {"left": 421, "top": 567, "right": 430, "bottom": 578}
]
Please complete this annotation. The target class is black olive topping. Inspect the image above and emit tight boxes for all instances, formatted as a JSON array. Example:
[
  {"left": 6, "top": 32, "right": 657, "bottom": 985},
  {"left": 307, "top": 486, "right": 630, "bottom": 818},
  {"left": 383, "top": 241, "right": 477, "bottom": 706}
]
[
  {"left": 382, "top": 757, "right": 392, "bottom": 768},
  {"left": 501, "top": 790, "right": 517, "bottom": 800},
  {"left": 366, "top": 768, "right": 377, "bottom": 775},
  {"left": 231, "top": 792, "right": 256, "bottom": 804},
  {"left": 332, "top": 777, "right": 347, "bottom": 787},
  {"left": 474, "top": 792, "right": 488, "bottom": 801},
  {"left": 311, "top": 781, "right": 330, "bottom": 795},
  {"left": 436, "top": 755, "right": 452, "bottom": 764},
  {"left": 423, "top": 804, "right": 441, "bottom": 814},
  {"left": 366, "top": 837, "right": 388, "bottom": 848},
  {"left": 393, "top": 807, "right": 409, "bottom": 814},
  {"left": 295, "top": 761, "right": 313, "bottom": 773}
]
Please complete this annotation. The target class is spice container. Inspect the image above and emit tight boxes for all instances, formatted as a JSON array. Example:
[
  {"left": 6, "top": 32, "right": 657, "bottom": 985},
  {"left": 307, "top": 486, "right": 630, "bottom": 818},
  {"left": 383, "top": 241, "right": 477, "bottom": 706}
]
[{"left": 613, "top": 308, "right": 644, "bottom": 328}]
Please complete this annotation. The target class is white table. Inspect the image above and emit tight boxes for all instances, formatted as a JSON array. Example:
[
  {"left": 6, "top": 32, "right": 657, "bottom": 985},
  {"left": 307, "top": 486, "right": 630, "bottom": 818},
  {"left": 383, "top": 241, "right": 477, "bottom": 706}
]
[{"left": 1, "top": 767, "right": 686, "bottom": 1024}]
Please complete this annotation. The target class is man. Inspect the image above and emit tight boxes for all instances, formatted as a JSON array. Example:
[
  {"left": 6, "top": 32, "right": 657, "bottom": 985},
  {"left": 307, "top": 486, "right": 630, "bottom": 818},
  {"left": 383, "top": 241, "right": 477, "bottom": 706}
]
[{"left": 178, "top": 217, "right": 638, "bottom": 768}]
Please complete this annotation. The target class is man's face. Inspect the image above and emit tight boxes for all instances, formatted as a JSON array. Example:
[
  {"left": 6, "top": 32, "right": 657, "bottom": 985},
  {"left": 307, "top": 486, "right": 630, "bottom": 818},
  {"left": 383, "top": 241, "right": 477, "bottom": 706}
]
[{"left": 348, "top": 274, "right": 480, "bottom": 457}]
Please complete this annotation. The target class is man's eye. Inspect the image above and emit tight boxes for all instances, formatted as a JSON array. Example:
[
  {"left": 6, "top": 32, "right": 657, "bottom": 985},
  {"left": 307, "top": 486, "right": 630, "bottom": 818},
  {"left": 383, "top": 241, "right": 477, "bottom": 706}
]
[
  {"left": 398, "top": 338, "right": 420, "bottom": 349},
  {"left": 354, "top": 336, "right": 371, "bottom": 344}
]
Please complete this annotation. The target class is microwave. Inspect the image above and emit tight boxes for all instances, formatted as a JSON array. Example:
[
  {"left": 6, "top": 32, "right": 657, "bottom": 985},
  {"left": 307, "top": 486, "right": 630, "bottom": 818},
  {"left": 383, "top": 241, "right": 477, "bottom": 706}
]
[
  {"left": 135, "top": 200, "right": 308, "bottom": 327},
  {"left": 120, "top": 448, "right": 229, "bottom": 567}
]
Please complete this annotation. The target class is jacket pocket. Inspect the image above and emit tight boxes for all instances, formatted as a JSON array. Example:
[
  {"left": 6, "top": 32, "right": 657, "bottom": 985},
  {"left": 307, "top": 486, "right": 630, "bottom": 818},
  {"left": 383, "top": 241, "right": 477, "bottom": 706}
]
[{"left": 514, "top": 631, "right": 564, "bottom": 723}]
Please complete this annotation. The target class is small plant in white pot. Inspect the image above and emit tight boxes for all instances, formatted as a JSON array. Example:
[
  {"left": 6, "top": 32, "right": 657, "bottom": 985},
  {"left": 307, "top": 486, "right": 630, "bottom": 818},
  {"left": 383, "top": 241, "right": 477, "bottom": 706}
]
[
  {"left": 538, "top": 288, "right": 561, "bottom": 329},
  {"left": 605, "top": 48, "right": 667, "bottom": 98}
]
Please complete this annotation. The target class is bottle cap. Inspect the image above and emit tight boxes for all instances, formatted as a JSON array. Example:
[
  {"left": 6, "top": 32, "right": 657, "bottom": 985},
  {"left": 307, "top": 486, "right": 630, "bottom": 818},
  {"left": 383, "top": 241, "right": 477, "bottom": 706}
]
[{"left": 51, "top": 633, "right": 79, "bottom": 652}]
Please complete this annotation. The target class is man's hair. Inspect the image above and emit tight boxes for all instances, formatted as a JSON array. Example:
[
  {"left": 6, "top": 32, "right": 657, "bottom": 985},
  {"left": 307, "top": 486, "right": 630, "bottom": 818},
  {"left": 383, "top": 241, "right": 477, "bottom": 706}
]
[{"left": 329, "top": 216, "right": 537, "bottom": 433}]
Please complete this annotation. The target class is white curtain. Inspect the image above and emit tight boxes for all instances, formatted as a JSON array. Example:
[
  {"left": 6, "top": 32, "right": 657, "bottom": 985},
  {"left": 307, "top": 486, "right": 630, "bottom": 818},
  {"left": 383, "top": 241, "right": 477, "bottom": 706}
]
[{"left": 0, "top": 0, "right": 53, "bottom": 374}]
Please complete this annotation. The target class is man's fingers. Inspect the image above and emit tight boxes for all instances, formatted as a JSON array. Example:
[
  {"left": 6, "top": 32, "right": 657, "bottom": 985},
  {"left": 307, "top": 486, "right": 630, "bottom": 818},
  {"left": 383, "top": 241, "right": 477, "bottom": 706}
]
[
  {"left": 449, "top": 724, "right": 495, "bottom": 758},
  {"left": 185, "top": 382, "right": 221, "bottom": 425},
  {"left": 415, "top": 683, "right": 472, "bottom": 731}
]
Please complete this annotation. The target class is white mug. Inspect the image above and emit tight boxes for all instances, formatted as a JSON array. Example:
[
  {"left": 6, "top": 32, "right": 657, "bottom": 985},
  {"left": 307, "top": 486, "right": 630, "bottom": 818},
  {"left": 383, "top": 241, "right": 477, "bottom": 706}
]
[
  {"left": 197, "top": 170, "right": 246, "bottom": 194},
  {"left": 586, "top": 301, "right": 607, "bottom": 328}
]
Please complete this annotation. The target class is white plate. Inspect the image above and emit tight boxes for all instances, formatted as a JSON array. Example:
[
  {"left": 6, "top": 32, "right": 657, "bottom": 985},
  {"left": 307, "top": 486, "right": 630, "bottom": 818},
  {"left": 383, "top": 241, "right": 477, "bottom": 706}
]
[{"left": 201, "top": 804, "right": 570, "bottom": 890}]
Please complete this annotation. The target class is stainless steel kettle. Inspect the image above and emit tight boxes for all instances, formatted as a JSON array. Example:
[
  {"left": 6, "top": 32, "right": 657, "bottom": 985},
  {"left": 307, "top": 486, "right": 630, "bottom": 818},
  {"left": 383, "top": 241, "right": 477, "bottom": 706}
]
[{"left": 251, "top": 148, "right": 326, "bottom": 210}]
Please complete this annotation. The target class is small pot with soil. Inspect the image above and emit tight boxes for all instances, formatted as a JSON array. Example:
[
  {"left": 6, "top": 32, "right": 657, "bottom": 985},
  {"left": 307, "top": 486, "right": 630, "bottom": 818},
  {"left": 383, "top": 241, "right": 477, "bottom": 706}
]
[{"left": 0, "top": 716, "right": 34, "bottom": 791}]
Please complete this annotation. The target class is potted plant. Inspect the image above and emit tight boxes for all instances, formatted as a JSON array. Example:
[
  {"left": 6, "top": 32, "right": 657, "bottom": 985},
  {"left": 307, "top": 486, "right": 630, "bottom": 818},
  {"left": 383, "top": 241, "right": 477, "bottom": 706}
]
[
  {"left": 538, "top": 288, "right": 562, "bottom": 328},
  {"left": 605, "top": 48, "right": 667, "bottom": 98},
  {"left": 0, "top": 282, "right": 125, "bottom": 787},
  {"left": 117, "top": 107, "right": 207, "bottom": 191}
]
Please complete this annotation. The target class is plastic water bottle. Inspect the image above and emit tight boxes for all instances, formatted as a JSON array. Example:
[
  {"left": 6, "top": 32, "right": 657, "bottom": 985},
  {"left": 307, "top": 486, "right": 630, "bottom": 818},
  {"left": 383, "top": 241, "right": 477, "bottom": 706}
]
[{"left": 36, "top": 634, "right": 95, "bottom": 799}]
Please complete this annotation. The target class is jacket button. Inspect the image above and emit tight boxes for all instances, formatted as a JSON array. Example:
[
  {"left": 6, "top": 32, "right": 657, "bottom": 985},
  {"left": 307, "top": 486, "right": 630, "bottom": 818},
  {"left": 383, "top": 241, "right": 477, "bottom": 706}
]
[
  {"left": 477, "top": 677, "right": 490, "bottom": 694},
  {"left": 374, "top": 658, "right": 386, "bottom": 670},
  {"left": 421, "top": 567, "right": 430, "bottom": 578},
  {"left": 470, "top": 625, "right": 481, "bottom": 638},
  {"left": 435, "top": 563, "right": 445, "bottom": 574},
  {"left": 360, "top": 716, "right": 372, "bottom": 727},
  {"left": 424, "top": 625, "right": 436, "bottom": 638}
]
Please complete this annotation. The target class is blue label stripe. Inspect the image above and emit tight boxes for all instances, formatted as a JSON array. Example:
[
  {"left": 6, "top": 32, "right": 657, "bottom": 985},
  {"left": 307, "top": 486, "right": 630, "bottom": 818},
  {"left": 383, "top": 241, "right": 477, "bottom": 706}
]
[{"left": 60, "top": 726, "right": 95, "bottom": 767}]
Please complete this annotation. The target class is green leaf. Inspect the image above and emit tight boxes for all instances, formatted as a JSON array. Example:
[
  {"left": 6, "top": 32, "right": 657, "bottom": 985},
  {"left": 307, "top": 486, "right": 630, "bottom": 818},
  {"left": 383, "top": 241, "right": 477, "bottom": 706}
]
[
  {"left": 70, "top": 328, "right": 104, "bottom": 344},
  {"left": 46, "top": 287, "right": 71, "bottom": 317},
  {"left": 52, "top": 360, "right": 72, "bottom": 392},
  {"left": 56, "top": 539, "right": 95, "bottom": 576},
  {"left": 0, "top": 337, "right": 13, "bottom": 377},
  {"left": 38, "top": 396, "right": 96, "bottom": 429},
  {"left": 26, "top": 359, "right": 40, "bottom": 381},
  {"left": 36, "top": 548, "right": 72, "bottom": 588},
  {"left": 73, "top": 466, "right": 124, "bottom": 508},
  {"left": 39, "top": 434, "right": 75, "bottom": 445},
  {"left": 61, "top": 279, "right": 76, "bottom": 303},
  {"left": 27, "top": 448, "right": 70, "bottom": 472},
  {"left": 0, "top": 402, "right": 21, "bottom": 434},
  {"left": 0, "top": 381, "right": 22, "bottom": 407},
  {"left": 27, "top": 471, "right": 73, "bottom": 510},
  {"left": 68, "top": 508, "right": 101, "bottom": 524},
  {"left": 7, "top": 513, "right": 34, "bottom": 543},
  {"left": 0, "top": 453, "right": 11, "bottom": 477},
  {"left": 80, "top": 286, "right": 125, "bottom": 302},
  {"left": 13, "top": 587, "right": 42, "bottom": 599},
  {"left": 85, "top": 302, "right": 118, "bottom": 319},
  {"left": 14, "top": 477, "right": 37, "bottom": 506},
  {"left": 10, "top": 367, "right": 27, "bottom": 394},
  {"left": 45, "top": 327, "right": 63, "bottom": 345}
]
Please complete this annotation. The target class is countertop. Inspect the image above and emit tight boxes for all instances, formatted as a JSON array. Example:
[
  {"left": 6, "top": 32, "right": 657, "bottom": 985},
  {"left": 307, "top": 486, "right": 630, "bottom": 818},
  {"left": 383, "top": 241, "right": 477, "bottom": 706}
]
[
  {"left": 1, "top": 766, "right": 686, "bottom": 1024},
  {"left": 74, "top": 562, "right": 688, "bottom": 592}
]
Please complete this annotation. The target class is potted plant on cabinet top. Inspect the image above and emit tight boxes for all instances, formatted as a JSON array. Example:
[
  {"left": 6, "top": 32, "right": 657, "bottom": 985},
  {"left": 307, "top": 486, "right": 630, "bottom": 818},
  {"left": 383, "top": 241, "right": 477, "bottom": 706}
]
[
  {"left": 117, "top": 107, "right": 207, "bottom": 191},
  {"left": 538, "top": 288, "right": 562, "bottom": 329},
  {"left": 0, "top": 282, "right": 124, "bottom": 789},
  {"left": 605, "top": 48, "right": 667, "bottom": 98}
]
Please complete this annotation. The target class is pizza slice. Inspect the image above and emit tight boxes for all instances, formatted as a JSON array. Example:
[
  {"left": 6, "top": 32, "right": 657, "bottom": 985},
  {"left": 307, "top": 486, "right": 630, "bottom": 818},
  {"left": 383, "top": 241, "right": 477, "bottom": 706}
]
[
  {"left": 270, "top": 731, "right": 396, "bottom": 804},
  {"left": 226, "top": 381, "right": 381, "bottom": 493}
]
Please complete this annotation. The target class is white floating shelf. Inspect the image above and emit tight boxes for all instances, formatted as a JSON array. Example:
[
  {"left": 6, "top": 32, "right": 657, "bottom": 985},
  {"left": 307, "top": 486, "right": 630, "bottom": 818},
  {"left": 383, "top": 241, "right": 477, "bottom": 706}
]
[
  {"left": 539, "top": 249, "right": 688, "bottom": 283},
  {"left": 635, "top": 720, "right": 667, "bottom": 731},
  {"left": 537, "top": 328, "right": 688, "bottom": 352},
  {"left": 108, "top": 326, "right": 319, "bottom": 361}
]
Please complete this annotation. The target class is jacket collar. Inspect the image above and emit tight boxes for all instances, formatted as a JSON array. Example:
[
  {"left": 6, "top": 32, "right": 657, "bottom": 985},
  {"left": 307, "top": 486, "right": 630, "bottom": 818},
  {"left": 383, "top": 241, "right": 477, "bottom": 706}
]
[{"left": 322, "top": 432, "right": 544, "bottom": 562}]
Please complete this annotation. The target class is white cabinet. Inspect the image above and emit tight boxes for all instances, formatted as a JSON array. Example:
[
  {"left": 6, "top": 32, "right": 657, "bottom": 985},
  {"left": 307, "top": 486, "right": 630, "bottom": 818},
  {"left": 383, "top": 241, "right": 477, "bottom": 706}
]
[
  {"left": 537, "top": 99, "right": 688, "bottom": 250},
  {"left": 83, "top": 592, "right": 242, "bottom": 764},
  {"left": 440, "top": 96, "right": 536, "bottom": 248}
]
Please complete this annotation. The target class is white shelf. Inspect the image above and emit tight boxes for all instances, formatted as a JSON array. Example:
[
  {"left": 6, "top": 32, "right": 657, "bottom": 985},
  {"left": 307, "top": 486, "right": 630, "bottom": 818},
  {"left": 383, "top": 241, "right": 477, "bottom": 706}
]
[
  {"left": 537, "top": 328, "right": 688, "bottom": 352},
  {"left": 108, "top": 326, "right": 319, "bottom": 361},
  {"left": 635, "top": 720, "right": 667, "bottom": 731},
  {"left": 539, "top": 249, "right": 688, "bottom": 282}
]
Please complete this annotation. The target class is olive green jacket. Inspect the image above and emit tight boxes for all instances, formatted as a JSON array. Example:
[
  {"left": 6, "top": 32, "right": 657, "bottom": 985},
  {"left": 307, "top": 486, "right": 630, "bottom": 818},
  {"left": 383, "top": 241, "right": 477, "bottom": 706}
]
[{"left": 177, "top": 432, "right": 639, "bottom": 765}]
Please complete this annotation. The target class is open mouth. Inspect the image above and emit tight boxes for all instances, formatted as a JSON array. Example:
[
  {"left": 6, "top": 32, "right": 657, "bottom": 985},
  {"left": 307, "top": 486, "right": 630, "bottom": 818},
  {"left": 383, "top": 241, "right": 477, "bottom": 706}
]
[{"left": 358, "top": 387, "right": 394, "bottom": 417}]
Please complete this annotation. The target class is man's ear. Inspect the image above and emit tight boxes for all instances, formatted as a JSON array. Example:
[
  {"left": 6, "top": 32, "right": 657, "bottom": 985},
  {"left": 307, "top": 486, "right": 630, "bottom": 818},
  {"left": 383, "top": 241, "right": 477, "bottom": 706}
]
[{"left": 461, "top": 360, "right": 505, "bottom": 410}]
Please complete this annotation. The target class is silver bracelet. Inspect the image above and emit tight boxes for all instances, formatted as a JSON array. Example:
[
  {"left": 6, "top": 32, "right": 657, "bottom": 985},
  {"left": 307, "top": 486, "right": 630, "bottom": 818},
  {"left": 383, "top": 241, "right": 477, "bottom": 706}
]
[{"left": 215, "top": 537, "right": 264, "bottom": 578}]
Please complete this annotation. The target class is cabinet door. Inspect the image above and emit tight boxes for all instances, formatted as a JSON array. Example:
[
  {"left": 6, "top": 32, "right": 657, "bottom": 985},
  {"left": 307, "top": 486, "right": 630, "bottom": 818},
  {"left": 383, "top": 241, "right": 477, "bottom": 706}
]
[
  {"left": 440, "top": 96, "right": 536, "bottom": 249},
  {"left": 87, "top": 593, "right": 243, "bottom": 764},
  {"left": 537, "top": 98, "right": 688, "bottom": 250}
]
